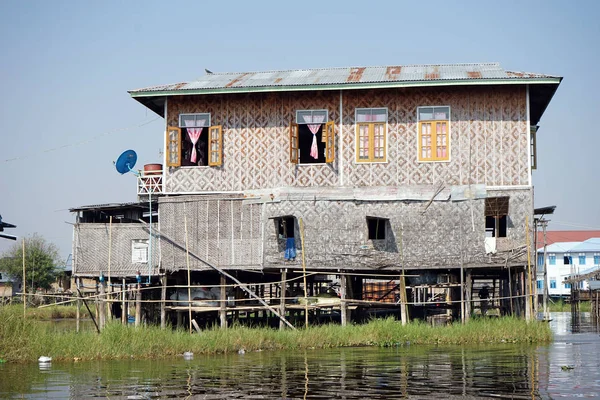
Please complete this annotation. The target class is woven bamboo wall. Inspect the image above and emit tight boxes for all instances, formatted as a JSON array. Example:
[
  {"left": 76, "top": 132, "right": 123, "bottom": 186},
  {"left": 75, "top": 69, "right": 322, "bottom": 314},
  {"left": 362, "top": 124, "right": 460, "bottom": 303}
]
[
  {"left": 73, "top": 223, "right": 159, "bottom": 277},
  {"left": 159, "top": 195, "right": 263, "bottom": 272},
  {"left": 165, "top": 85, "right": 528, "bottom": 193},
  {"left": 158, "top": 188, "right": 532, "bottom": 272}
]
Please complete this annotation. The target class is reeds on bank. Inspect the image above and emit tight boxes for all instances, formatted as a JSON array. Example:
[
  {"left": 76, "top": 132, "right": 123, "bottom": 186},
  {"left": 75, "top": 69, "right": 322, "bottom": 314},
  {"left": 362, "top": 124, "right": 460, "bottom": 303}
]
[{"left": 0, "top": 306, "right": 552, "bottom": 363}]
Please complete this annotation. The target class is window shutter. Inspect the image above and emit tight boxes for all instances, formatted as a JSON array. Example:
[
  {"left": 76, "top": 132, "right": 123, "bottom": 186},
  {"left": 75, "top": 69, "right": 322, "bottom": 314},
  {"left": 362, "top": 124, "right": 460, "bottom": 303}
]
[
  {"left": 166, "top": 126, "right": 181, "bottom": 167},
  {"left": 289, "top": 122, "right": 299, "bottom": 164},
  {"left": 325, "top": 121, "right": 335, "bottom": 163},
  {"left": 208, "top": 125, "right": 223, "bottom": 166}
]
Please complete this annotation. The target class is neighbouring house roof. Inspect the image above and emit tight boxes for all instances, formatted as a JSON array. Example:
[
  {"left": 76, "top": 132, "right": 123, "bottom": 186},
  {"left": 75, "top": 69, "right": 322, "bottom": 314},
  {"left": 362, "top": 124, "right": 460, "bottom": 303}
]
[
  {"left": 538, "top": 242, "right": 580, "bottom": 253},
  {"left": 570, "top": 238, "right": 600, "bottom": 253},
  {"left": 537, "top": 238, "right": 600, "bottom": 253},
  {"left": 129, "top": 62, "right": 561, "bottom": 125},
  {"left": 69, "top": 202, "right": 151, "bottom": 213},
  {"left": 536, "top": 231, "right": 600, "bottom": 247}
]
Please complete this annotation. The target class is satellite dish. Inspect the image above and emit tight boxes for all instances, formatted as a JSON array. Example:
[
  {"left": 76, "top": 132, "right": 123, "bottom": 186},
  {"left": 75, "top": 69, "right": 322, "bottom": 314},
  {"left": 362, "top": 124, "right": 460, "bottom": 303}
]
[{"left": 115, "top": 150, "right": 138, "bottom": 175}]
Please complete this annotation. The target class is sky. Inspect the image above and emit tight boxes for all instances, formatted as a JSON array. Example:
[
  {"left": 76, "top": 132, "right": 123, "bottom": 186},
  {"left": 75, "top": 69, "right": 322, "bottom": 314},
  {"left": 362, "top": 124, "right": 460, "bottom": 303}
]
[{"left": 0, "top": 0, "right": 598, "bottom": 262}]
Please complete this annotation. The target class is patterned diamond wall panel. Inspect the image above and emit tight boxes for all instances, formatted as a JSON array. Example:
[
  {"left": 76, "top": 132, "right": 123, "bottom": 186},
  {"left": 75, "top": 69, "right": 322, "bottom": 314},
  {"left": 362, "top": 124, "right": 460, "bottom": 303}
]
[{"left": 165, "top": 87, "right": 528, "bottom": 193}]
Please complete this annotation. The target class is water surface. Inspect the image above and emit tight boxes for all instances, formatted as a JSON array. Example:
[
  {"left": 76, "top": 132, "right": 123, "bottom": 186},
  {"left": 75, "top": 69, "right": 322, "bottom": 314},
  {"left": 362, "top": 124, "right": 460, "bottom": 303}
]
[{"left": 1, "top": 312, "right": 599, "bottom": 399}]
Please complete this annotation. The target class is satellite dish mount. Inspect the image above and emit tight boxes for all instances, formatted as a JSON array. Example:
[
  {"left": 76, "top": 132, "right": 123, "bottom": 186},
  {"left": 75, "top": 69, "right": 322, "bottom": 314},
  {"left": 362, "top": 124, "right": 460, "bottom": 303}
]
[{"left": 114, "top": 150, "right": 139, "bottom": 176}]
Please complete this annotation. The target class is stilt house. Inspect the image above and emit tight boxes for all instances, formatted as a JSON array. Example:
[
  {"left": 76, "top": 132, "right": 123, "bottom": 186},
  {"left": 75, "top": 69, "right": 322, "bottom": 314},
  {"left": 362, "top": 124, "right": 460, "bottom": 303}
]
[{"left": 71, "top": 63, "right": 561, "bottom": 326}]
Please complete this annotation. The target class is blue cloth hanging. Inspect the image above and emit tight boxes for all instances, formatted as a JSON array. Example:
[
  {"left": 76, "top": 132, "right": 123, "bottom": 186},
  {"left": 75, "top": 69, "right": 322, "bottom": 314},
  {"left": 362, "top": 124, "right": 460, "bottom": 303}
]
[{"left": 285, "top": 237, "right": 296, "bottom": 260}]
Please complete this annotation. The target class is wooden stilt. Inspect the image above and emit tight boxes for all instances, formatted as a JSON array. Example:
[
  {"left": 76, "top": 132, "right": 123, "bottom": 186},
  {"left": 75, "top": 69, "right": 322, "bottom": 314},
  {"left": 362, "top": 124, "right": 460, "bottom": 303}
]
[
  {"left": 76, "top": 278, "right": 81, "bottom": 333},
  {"left": 121, "top": 279, "right": 126, "bottom": 325},
  {"left": 465, "top": 269, "right": 472, "bottom": 322},
  {"left": 340, "top": 273, "right": 348, "bottom": 326},
  {"left": 160, "top": 274, "right": 166, "bottom": 329},
  {"left": 220, "top": 274, "right": 227, "bottom": 328},
  {"left": 399, "top": 273, "right": 408, "bottom": 325},
  {"left": 280, "top": 269, "right": 287, "bottom": 330},
  {"left": 98, "top": 279, "right": 106, "bottom": 331},
  {"left": 135, "top": 282, "right": 141, "bottom": 327}
]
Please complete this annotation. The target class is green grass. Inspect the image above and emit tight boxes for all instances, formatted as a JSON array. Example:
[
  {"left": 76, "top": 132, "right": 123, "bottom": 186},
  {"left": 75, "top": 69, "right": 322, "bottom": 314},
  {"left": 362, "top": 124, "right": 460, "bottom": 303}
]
[
  {"left": 0, "top": 306, "right": 552, "bottom": 364},
  {"left": 1, "top": 304, "right": 94, "bottom": 320},
  {"left": 546, "top": 299, "right": 590, "bottom": 312}
]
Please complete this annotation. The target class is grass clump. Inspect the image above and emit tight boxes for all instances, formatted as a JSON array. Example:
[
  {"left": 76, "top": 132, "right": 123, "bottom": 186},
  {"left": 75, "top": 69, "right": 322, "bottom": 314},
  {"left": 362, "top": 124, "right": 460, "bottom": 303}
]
[
  {"left": 0, "top": 305, "right": 552, "bottom": 364},
  {"left": 1, "top": 304, "right": 93, "bottom": 320}
]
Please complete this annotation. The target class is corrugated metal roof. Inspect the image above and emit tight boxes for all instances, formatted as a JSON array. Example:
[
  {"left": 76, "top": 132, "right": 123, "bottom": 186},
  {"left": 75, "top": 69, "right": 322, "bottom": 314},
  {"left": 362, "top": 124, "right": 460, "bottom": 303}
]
[
  {"left": 570, "top": 238, "right": 600, "bottom": 253},
  {"left": 69, "top": 202, "right": 150, "bottom": 212},
  {"left": 129, "top": 63, "right": 560, "bottom": 95}
]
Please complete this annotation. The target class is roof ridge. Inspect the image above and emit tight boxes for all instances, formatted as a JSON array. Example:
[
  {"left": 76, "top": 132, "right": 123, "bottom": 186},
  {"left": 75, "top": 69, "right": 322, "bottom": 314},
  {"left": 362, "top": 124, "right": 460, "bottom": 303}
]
[{"left": 202, "top": 62, "right": 503, "bottom": 77}]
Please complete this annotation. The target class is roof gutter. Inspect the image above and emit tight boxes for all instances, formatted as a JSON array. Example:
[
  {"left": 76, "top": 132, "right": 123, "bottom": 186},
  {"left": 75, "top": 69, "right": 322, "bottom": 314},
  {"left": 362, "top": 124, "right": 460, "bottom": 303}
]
[{"left": 129, "top": 77, "right": 562, "bottom": 98}]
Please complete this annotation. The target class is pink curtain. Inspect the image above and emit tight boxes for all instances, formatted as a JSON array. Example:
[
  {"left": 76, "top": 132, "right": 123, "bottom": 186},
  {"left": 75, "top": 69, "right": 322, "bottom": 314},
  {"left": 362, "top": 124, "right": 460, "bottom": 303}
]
[
  {"left": 302, "top": 114, "right": 325, "bottom": 159},
  {"left": 184, "top": 119, "right": 205, "bottom": 163}
]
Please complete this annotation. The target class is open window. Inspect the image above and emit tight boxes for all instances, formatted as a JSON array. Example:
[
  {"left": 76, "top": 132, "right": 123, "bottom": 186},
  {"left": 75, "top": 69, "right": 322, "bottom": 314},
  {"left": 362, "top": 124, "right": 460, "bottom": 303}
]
[
  {"left": 290, "top": 110, "right": 334, "bottom": 164},
  {"left": 165, "top": 113, "right": 222, "bottom": 167},
  {"left": 367, "top": 216, "right": 388, "bottom": 240},
  {"left": 273, "top": 216, "right": 297, "bottom": 261},
  {"left": 485, "top": 197, "right": 509, "bottom": 238},
  {"left": 530, "top": 125, "right": 538, "bottom": 170}
]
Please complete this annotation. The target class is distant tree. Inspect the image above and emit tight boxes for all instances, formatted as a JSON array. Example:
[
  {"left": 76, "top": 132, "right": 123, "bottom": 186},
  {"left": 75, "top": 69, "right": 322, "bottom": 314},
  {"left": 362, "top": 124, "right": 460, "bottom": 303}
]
[{"left": 0, "top": 233, "right": 62, "bottom": 291}]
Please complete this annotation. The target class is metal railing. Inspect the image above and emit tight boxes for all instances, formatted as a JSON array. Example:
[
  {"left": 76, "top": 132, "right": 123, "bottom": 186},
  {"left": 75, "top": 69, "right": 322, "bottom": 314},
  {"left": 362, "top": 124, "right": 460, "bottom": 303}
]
[{"left": 137, "top": 169, "right": 163, "bottom": 195}]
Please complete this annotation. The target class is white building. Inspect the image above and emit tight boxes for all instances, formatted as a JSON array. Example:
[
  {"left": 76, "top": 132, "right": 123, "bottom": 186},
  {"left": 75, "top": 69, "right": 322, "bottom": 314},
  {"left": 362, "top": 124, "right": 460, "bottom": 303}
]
[{"left": 537, "top": 238, "right": 600, "bottom": 297}]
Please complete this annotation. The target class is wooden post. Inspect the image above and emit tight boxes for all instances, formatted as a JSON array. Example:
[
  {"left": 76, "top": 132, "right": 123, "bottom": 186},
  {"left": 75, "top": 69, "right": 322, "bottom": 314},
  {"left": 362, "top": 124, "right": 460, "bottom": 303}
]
[
  {"left": 121, "top": 278, "right": 126, "bottom": 325},
  {"left": 299, "top": 218, "right": 309, "bottom": 328},
  {"left": 135, "top": 282, "right": 141, "bottom": 327},
  {"left": 183, "top": 208, "right": 193, "bottom": 334},
  {"left": 220, "top": 274, "right": 227, "bottom": 328},
  {"left": 160, "top": 274, "right": 167, "bottom": 329},
  {"left": 465, "top": 269, "right": 472, "bottom": 322},
  {"left": 398, "top": 224, "right": 408, "bottom": 325},
  {"left": 340, "top": 272, "right": 348, "bottom": 326},
  {"left": 525, "top": 215, "right": 533, "bottom": 321},
  {"left": 508, "top": 265, "right": 514, "bottom": 316},
  {"left": 76, "top": 278, "right": 81, "bottom": 333},
  {"left": 107, "top": 215, "right": 113, "bottom": 320},
  {"left": 280, "top": 269, "right": 287, "bottom": 330},
  {"left": 99, "top": 279, "right": 106, "bottom": 331}
]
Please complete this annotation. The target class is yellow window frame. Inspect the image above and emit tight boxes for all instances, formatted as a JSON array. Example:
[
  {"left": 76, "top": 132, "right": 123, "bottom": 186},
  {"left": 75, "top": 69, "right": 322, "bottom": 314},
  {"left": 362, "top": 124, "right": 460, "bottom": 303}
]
[
  {"left": 355, "top": 122, "right": 386, "bottom": 163},
  {"left": 418, "top": 120, "right": 450, "bottom": 162},
  {"left": 208, "top": 125, "right": 223, "bottom": 166},
  {"left": 324, "top": 121, "right": 335, "bottom": 163},
  {"left": 166, "top": 126, "right": 181, "bottom": 167},
  {"left": 289, "top": 122, "right": 299, "bottom": 164}
]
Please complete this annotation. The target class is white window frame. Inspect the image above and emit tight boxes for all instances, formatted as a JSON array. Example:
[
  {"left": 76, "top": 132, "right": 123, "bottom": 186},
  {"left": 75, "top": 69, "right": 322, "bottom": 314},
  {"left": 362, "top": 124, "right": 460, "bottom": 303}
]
[
  {"left": 132, "top": 239, "right": 149, "bottom": 263},
  {"left": 354, "top": 107, "right": 388, "bottom": 164},
  {"left": 295, "top": 109, "right": 328, "bottom": 124},
  {"left": 417, "top": 105, "right": 451, "bottom": 163},
  {"left": 179, "top": 113, "right": 211, "bottom": 128}
]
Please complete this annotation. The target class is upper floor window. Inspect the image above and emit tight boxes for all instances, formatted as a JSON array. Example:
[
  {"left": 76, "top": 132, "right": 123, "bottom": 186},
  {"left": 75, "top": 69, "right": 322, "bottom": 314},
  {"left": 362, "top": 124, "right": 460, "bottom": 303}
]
[
  {"left": 166, "top": 113, "right": 222, "bottom": 167},
  {"left": 418, "top": 106, "right": 450, "bottom": 162},
  {"left": 564, "top": 255, "right": 573, "bottom": 265},
  {"left": 537, "top": 253, "right": 544, "bottom": 266},
  {"left": 355, "top": 108, "right": 387, "bottom": 163},
  {"left": 290, "top": 110, "right": 335, "bottom": 164},
  {"left": 579, "top": 254, "right": 586, "bottom": 265},
  {"left": 549, "top": 254, "right": 556, "bottom": 265},
  {"left": 594, "top": 254, "right": 600, "bottom": 265}
]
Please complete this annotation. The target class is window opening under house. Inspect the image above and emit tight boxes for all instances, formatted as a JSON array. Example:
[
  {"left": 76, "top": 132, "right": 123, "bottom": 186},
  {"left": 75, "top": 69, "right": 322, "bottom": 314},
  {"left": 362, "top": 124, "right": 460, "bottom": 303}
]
[
  {"left": 166, "top": 113, "right": 222, "bottom": 167},
  {"left": 274, "top": 216, "right": 296, "bottom": 261},
  {"left": 485, "top": 196, "right": 509, "bottom": 238},
  {"left": 367, "top": 217, "right": 387, "bottom": 240},
  {"left": 290, "top": 110, "right": 335, "bottom": 164}
]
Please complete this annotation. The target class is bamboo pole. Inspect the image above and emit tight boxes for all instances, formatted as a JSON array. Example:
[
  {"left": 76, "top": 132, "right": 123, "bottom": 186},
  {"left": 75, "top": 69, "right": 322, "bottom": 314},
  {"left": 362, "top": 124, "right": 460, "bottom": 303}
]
[
  {"left": 299, "top": 218, "right": 308, "bottom": 328},
  {"left": 138, "top": 219, "right": 296, "bottom": 330},
  {"left": 107, "top": 215, "right": 113, "bottom": 320},
  {"left": 219, "top": 274, "right": 227, "bottom": 328},
  {"left": 398, "top": 224, "right": 408, "bottom": 325},
  {"left": 525, "top": 215, "right": 533, "bottom": 321},
  {"left": 22, "top": 238, "right": 26, "bottom": 318},
  {"left": 279, "top": 269, "right": 287, "bottom": 330},
  {"left": 183, "top": 208, "right": 193, "bottom": 334},
  {"left": 160, "top": 274, "right": 167, "bottom": 329}
]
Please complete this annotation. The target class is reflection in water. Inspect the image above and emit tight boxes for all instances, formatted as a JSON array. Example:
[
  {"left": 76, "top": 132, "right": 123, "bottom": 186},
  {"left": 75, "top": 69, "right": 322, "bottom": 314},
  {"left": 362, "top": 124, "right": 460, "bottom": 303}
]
[{"left": 1, "top": 313, "right": 600, "bottom": 399}]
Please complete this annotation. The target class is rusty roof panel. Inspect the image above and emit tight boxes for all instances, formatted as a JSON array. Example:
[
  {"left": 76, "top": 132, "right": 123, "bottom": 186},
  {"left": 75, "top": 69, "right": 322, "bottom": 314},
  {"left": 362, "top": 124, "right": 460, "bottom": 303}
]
[{"left": 129, "top": 63, "right": 561, "bottom": 94}]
